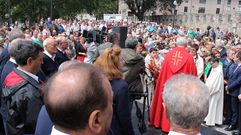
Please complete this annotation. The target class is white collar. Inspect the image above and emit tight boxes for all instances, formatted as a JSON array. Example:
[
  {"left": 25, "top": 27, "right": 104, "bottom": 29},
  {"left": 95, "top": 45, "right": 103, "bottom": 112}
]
[
  {"left": 44, "top": 50, "right": 56, "bottom": 61},
  {"left": 57, "top": 48, "right": 65, "bottom": 54},
  {"left": 51, "top": 126, "right": 69, "bottom": 135},
  {"left": 9, "top": 58, "right": 17, "bottom": 64},
  {"left": 17, "top": 67, "right": 39, "bottom": 83},
  {"left": 169, "top": 131, "right": 201, "bottom": 135}
]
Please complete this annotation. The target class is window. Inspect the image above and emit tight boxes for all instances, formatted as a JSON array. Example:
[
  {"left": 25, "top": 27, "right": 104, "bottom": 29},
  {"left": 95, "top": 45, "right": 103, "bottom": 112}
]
[
  {"left": 184, "top": 7, "right": 188, "bottom": 12},
  {"left": 216, "top": 8, "right": 220, "bottom": 14},
  {"left": 217, "top": 0, "right": 221, "bottom": 4},
  {"left": 227, "top": 0, "right": 231, "bottom": 5},
  {"left": 238, "top": 6, "right": 241, "bottom": 11},
  {"left": 199, "top": 0, "right": 206, "bottom": 4},
  {"left": 198, "top": 7, "right": 205, "bottom": 13},
  {"left": 226, "top": 6, "right": 231, "bottom": 11},
  {"left": 239, "top": 0, "right": 241, "bottom": 5}
]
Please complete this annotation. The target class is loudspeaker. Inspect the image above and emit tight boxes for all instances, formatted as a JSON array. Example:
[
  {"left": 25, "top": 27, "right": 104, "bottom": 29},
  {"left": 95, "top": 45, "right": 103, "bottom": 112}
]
[{"left": 112, "top": 26, "right": 128, "bottom": 48}]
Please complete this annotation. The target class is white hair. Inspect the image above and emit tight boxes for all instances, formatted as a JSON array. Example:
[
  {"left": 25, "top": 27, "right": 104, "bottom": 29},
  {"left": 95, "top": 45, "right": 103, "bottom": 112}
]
[
  {"left": 163, "top": 74, "right": 209, "bottom": 129},
  {"left": 43, "top": 37, "right": 55, "bottom": 48},
  {"left": 176, "top": 37, "right": 188, "bottom": 46}
]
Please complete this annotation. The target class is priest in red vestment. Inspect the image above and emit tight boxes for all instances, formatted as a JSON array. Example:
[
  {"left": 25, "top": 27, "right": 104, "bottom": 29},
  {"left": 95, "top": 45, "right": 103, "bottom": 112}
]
[{"left": 149, "top": 36, "right": 197, "bottom": 132}]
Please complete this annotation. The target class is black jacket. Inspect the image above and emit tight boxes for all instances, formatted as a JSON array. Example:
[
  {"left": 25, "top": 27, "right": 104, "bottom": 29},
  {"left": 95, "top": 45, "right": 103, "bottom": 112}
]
[
  {"left": 1, "top": 68, "right": 43, "bottom": 134},
  {"left": 41, "top": 53, "right": 58, "bottom": 78},
  {"left": 108, "top": 79, "right": 135, "bottom": 135},
  {"left": 55, "top": 49, "right": 69, "bottom": 66}
]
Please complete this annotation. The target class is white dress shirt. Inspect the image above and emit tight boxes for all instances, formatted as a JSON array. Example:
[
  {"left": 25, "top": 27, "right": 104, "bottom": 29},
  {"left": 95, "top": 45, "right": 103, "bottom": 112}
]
[
  {"left": 9, "top": 58, "right": 17, "bottom": 64},
  {"left": 169, "top": 131, "right": 201, "bottom": 135},
  {"left": 17, "top": 67, "right": 39, "bottom": 83},
  {"left": 51, "top": 126, "right": 69, "bottom": 135},
  {"left": 44, "top": 50, "right": 56, "bottom": 61}
]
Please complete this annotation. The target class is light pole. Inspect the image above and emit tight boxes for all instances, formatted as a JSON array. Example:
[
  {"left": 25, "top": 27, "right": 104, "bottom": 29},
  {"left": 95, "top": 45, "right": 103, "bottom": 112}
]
[
  {"left": 50, "top": 0, "right": 53, "bottom": 19},
  {"left": 172, "top": 0, "right": 177, "bottom": 27}
]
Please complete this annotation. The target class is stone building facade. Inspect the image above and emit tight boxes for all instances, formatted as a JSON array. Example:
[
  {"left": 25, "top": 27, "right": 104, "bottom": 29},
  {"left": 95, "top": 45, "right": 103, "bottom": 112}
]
[{"left": 119, "top": 0, "right": 241, "bottom": 34}]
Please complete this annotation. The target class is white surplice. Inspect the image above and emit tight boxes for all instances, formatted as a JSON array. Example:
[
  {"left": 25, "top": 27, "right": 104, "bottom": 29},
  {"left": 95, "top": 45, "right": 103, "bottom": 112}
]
[{"left": 205, "top": 65, "right": 224, "bottom": 126}]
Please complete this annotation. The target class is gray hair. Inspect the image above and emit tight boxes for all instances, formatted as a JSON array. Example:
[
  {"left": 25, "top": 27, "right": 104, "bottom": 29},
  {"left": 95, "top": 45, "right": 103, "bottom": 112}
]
[
  {"left": 9, "top": 38, "right": 25, "bottom": 58},
  {"left": 226, "top": 48, "right": 232, "bottom": 55},
  {"left": 43, "top": 37, "right": 55, "bottom": 48},
  {"left": 56, "top": 36, "right": 68, "bottom": 45},
  {"left": 163, "top": 74, "right": 209, "bottom": 129},
  {"left": 125, "top": 36, "right": 138, "bottom": 49},
  {"left": 7, "top": 29, "right": 24, "bottom": 41},
  {"left": 58, "top": 60, "right": 82, "bottom": 72},
  {"left": 108, "top": 32, "right": 119, "bottom": 44},
  {"left": 176, "top": 37, "right": 188, "bottom": 46},
  {"left": 215, "top": 40, "right": 224, "bottom": 49}
]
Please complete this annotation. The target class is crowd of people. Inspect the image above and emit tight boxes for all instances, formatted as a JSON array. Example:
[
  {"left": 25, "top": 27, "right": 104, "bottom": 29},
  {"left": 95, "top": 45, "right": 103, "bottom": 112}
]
[{"left": 0, "top": 17, "right": 240, "bottom": 135}]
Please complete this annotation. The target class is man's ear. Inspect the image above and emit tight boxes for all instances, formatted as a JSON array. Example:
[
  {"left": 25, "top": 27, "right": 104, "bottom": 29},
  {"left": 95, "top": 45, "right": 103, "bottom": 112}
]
[
  {"left": 162, "top": 103, "right": 170, "bottom": 120},
  {"left": 27, "top": 57, "right": 33, "bottom": 65},
  {"left": 88, "top": 110, "right": 102, "bottom": 134}
]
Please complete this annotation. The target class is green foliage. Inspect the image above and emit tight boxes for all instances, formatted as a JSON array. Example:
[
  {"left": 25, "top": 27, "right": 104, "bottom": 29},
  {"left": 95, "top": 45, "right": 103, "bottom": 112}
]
[
  {"left": 123, "top": 0, "right": 183, "bottom": 21},
  {"left": 0, "top": 0, "right": 117, "bottom": 23}
]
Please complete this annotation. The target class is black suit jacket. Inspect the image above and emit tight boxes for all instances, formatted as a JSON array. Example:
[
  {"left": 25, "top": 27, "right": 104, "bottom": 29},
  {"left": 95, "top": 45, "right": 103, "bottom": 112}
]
[
  {"left": 227, "top": 65, "right": 241, "bottom": 97},
  {"left": 220, "top": 48, "right": 227, "bottom": 59},
  {"left": 41, "top": 53, "right": 58, "bottom": 78},
  {"left": 55, "top": 49, "right": 69, "bottom": 66}
]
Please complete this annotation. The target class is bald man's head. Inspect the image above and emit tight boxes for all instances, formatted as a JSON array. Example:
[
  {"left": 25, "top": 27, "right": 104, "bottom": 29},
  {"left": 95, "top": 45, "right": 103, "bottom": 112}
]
[
  {"left": 44, "top": 63, "right": 113, "bottom": 132},
  {"left": 43, "top": 37, "right": 57, "bottom": 55}
]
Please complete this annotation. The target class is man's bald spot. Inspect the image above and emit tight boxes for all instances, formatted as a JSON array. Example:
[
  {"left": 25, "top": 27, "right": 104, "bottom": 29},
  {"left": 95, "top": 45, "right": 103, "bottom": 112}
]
[
  {"left": 46, "top": 66, "right": 92, "bottom": 106},
  {"left": 44, "top": 64, "right": 110, "bottom": 129}
]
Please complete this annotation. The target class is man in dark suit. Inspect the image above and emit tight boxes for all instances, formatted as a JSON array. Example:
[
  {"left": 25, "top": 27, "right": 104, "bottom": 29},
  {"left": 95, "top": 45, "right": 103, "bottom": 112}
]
[
  {"left": 226, "top": 51, "right": 241, "bottom": 132},
  {"left": 221, "top": 49, "right": 236, "bottom": 125},
  {"left": 232, "top": 86, "right": 241, "bottom": 135},
  {"left": 216, "top": 41, "right": 227, "bottom": 59},
  {"left": 41, "top": 37, "right": 58, "bottom": 78},
  {"left": 232, "top": 63, "right": 241, "bottom": 135},
  {"left": 55, "top": 37, "right": 69, "bottom": 66}
]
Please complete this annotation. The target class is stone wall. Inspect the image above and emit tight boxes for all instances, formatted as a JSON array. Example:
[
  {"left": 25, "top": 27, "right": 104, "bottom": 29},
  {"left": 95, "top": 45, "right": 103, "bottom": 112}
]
[{"left": 149, "top": 13, "right": 241, "bottom": 35}]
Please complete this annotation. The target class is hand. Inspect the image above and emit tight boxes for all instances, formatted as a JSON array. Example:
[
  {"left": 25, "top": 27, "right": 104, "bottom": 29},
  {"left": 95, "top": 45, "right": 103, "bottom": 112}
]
[
  {"left": 224, "top": 80, "right": 228, "bottom": 84},
  {"left": 238, "top": 94, "right": 241, "bottom": 101},
  {"left": 225, "top": 86, "right": 230, "bottom": 94}
]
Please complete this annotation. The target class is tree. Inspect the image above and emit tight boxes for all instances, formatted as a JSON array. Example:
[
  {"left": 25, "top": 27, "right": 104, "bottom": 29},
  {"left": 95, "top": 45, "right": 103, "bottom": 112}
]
[
  {"left": 0, "top": 0, "right": 117, "bottom": 25},
  {"left": 123, "top": 0, "right": 183, "bottom": 21},
  {"left": 89, "top": 0, "right": 118, "bottom": 19}
]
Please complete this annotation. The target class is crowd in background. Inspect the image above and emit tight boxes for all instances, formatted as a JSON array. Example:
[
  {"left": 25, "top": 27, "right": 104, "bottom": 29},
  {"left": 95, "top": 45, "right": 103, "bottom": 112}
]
[{"left": 0, "top": 17, "right": 240, "bottom": 135}]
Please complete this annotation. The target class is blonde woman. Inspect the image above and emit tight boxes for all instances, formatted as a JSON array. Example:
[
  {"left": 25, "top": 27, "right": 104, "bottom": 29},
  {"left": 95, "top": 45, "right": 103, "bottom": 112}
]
[{"left": 95, "top": 48, "right": 135, "bottom": 135}]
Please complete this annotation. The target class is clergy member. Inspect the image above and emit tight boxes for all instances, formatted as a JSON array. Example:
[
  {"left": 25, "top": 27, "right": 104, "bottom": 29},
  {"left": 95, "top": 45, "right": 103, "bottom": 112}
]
[
  {"left": 205, "top": 57, "right": 224, "bottom": 126},
  {"left": 149, "top": 36, "right": 197, "bottom": 133}
]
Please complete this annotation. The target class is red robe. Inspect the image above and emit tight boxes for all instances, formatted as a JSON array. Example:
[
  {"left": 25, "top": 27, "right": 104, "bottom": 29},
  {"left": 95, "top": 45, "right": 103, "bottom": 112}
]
[{"left": 149, "top": 47, "right": 197, "bottom": 132}]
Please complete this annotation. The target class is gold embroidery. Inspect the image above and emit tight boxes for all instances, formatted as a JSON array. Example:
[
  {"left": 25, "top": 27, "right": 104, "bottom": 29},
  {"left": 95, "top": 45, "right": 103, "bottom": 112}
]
[{"left": 171, "top": 51, "right": 183, "bottom": 66}]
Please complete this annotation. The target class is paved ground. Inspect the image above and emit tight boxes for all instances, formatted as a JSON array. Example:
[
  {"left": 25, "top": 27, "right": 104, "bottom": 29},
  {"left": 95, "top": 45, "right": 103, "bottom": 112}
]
[{"left": 131, "top": 99, "right": 235, "bottom": 135}]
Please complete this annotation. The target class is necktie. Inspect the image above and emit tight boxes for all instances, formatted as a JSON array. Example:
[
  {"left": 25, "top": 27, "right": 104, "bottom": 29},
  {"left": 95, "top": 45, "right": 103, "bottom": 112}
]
[{"left": 38, "top": 78, "right": 45, "bottom": 85}]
